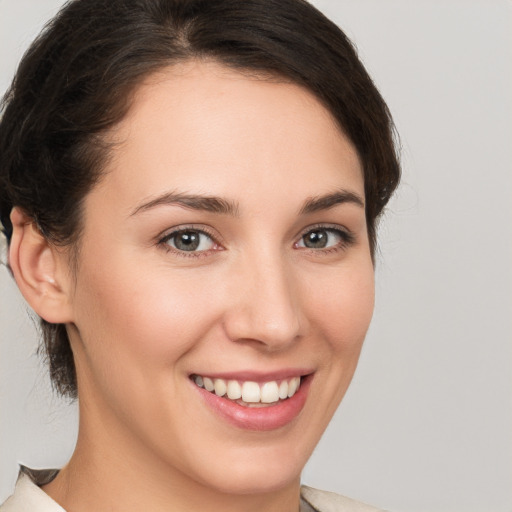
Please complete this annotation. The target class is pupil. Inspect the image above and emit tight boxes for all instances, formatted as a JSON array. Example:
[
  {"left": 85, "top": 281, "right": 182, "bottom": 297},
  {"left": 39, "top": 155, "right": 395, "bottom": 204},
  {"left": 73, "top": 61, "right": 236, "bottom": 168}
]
[
  {"left": 304, "top": 230, "right": 327, "bottom": 248},
  {"left": 175, "top": 231, "right": 200, "bottom": 251}
]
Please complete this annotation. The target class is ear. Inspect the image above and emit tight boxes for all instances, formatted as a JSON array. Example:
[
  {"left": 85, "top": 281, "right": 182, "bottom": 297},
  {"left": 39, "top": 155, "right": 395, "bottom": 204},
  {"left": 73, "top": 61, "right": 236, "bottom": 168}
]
[{"left": 9, "top": 207, "right": 74, "bottom": 324}]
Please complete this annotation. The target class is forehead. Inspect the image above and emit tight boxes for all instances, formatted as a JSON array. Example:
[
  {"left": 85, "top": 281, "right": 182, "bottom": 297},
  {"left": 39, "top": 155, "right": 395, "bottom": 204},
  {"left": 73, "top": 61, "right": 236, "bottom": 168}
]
[{"left": 95, "top": 61, "right": 363, "bottom": 213}]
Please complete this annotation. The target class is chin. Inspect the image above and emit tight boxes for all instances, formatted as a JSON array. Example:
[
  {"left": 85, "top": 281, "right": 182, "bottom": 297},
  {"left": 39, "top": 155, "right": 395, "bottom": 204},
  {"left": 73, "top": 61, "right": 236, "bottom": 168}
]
[
  {"left": 201, "top": 461, "right": 302, "bottom": 496},
  {"left": 178, "top": 441, "right": 307, "bottom": 496}
]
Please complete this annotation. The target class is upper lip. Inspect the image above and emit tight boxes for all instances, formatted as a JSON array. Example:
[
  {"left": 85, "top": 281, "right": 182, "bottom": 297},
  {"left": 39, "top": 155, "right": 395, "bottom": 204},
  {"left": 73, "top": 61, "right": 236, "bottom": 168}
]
[{"left": 189, "top": 369, "right": 314, "bottom": 383}]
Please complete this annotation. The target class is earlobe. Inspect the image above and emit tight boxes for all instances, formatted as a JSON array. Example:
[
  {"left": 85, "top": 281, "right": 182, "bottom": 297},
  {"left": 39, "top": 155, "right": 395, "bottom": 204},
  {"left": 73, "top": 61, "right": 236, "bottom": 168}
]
[{"left": 9, "top": 207, "right": 74, "bottom": 324}]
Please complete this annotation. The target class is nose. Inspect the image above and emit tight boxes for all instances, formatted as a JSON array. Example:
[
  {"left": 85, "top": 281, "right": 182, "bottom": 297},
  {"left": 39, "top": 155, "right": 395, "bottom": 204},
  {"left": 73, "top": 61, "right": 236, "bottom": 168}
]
[{"left": 222, "top": 252, "right": 305, "bottom": 351}]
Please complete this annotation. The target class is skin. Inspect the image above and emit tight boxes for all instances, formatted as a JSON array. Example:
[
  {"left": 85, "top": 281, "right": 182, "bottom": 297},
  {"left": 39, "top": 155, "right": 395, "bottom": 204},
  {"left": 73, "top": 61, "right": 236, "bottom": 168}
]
[{"left": 10, "top": 61, "right": 374, "bottom": 512}]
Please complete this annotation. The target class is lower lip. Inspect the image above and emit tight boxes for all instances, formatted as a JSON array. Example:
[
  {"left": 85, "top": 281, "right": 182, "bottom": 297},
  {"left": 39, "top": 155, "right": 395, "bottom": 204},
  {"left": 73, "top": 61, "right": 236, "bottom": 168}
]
[{"left": 194, "top": 376, "right": 312, "bottom": 431}]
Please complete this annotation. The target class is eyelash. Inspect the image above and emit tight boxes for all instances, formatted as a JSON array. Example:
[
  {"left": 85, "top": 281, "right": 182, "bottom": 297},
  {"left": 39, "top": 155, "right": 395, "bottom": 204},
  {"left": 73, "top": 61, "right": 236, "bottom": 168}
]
[
  {"left": 157, "top": 225, "right": 221, "bottom": 258},
  {"left": 157, "top": 224, "right": 355, "bottom": 258},
  {"left": 295, "top": 224, "right": 356, "bottom": 254}
]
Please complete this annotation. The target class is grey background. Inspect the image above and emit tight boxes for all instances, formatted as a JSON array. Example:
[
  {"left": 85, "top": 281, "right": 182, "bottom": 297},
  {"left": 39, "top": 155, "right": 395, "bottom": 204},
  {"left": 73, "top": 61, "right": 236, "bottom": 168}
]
[{"left": 1, "top": 1, "right": 511, "bottom": 511}]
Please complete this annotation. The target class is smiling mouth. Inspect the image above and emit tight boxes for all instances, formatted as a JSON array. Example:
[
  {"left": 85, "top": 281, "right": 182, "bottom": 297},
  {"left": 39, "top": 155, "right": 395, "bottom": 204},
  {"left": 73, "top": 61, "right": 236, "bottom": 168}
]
[{"left": 191, "top": 374, "right": 301, "bottom": 407}]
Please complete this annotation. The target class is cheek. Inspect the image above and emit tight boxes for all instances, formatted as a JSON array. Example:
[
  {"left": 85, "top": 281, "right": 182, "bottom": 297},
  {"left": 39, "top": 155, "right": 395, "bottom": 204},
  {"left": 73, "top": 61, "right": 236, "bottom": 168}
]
[
  {"left": 290, "top": 259, "right": 374, "bottom": 450},
  {"left": 306, "top": 259, "right": 375, "bottom": 356},
  {"left": 70, "top": 256, "right": 225, "bottom": 393}
]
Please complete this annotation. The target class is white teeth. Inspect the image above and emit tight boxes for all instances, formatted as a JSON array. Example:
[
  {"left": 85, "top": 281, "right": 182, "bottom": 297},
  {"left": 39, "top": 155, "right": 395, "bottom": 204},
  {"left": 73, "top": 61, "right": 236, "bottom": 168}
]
[
  {"left": 203, "top": 377, "right": 214, "bottom": 392},
  {"left": 227, "top": 380, "right": 242, "bottom": 400},
  {"left": 260, "top": 381, "right": 279, "bottom": 403},
  {"left": 193, "top": 375, "right": 302, "bottom": 404},
  {"left": 214, "top": 378, "right": 227, "bottom": 397},
  {"left": 242, "top": 381, "right": 261, "bottom": 403},
  {"left": 287, "top": 377, "right": 300, "bottom": 398},
  {"left": 278, "top": 380, "right": 289, "bottom": 400}
]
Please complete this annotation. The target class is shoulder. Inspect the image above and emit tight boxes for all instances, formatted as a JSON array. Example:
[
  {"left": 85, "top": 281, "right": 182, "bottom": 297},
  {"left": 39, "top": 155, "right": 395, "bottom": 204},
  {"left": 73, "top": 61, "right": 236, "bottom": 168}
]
[
  {"left": 0, "top": 468, "right": 64, "bottom": 512},
  {"left": 300, "top": 485, "right": 386, "bottom": 512}
]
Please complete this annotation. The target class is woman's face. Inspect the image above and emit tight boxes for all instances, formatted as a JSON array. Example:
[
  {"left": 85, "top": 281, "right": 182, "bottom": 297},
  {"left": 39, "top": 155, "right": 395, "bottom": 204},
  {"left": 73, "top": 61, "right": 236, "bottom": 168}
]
[{"left": 65, "top": 62, "right": 374, "bottom": 494}]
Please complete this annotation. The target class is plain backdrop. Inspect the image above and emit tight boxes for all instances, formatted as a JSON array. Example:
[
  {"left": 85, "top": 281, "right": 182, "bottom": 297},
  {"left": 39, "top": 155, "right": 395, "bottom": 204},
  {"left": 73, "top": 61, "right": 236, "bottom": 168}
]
[{"left": 1, "top": 1, "right": 511, "bottom": 511}]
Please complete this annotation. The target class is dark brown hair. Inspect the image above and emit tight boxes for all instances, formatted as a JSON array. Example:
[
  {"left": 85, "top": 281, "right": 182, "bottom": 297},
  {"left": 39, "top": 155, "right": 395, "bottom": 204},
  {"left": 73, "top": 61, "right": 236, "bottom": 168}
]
[{"left": 0, "top": 0, "right": 400, "bottom": 398}]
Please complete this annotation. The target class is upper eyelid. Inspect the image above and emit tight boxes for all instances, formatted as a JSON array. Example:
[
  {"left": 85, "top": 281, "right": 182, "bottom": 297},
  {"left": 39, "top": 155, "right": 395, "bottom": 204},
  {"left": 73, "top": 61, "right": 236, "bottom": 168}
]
[
  {"left": 296, "top": 223, "right": 352, "bottom": 238},
  {"left": 158, "top": 224, "right": 221, "bottom": 244},
  {"left": 295, "top": 223, "right": 356, "bottom": 250},
  {"left": 157, "top": 226, "right": 223, "bottom": 258}
]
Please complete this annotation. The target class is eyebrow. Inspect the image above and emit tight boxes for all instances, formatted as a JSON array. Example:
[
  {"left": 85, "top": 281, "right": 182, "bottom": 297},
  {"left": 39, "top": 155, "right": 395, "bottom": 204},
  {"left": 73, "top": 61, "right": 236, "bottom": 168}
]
[
  {"left": 130, "top": 191, "right": 240, "bottom": 217},
  {"left": 299, "top": 190, "right": 365, "bottom": 214},
  {"left": 130, "top": 188, "right": 364, "bottom": 218}
]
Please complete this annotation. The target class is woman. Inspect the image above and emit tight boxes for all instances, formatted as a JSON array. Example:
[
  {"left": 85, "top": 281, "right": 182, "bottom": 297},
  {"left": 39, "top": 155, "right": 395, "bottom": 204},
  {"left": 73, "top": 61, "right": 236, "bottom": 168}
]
[{"left": 0, "top": 0, "right": 400, "bottom": 510}]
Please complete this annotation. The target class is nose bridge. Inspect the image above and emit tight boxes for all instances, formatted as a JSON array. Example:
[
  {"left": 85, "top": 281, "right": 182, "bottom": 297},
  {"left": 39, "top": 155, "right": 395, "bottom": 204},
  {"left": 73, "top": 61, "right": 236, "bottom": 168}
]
[{"left": 224, "top": 246, "right": 303, "bottom": 349}]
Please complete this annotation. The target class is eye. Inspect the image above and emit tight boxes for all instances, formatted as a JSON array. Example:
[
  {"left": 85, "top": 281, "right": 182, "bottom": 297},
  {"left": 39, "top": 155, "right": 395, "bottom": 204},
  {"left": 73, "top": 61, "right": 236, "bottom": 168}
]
[
  {"left": 161, "top": 229, "right": 217, "bottom": 252},
  {"left": 296, "top": 227, "right": 351, "bottom": 250}
]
